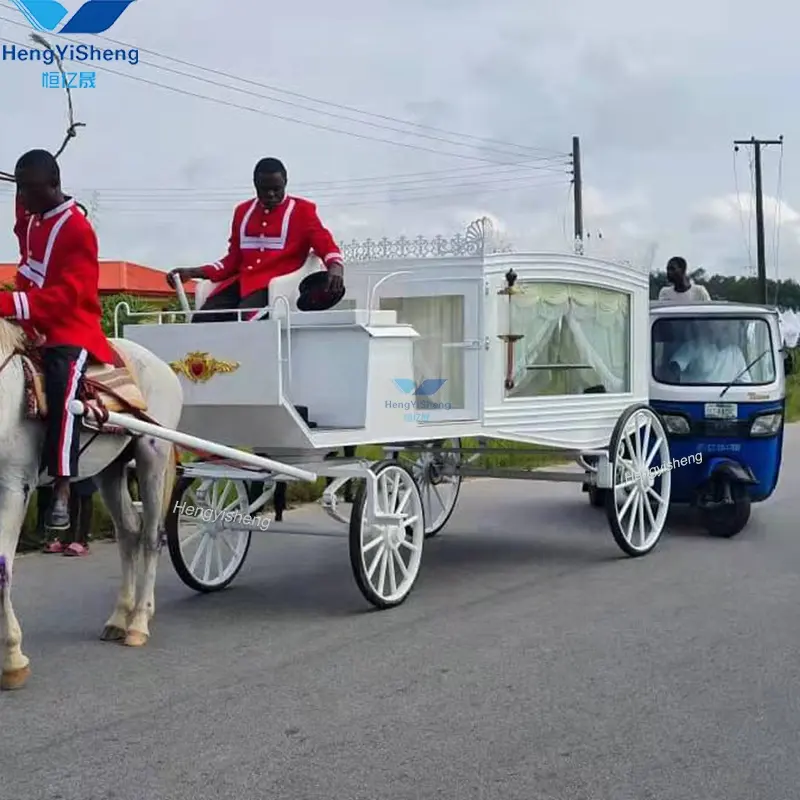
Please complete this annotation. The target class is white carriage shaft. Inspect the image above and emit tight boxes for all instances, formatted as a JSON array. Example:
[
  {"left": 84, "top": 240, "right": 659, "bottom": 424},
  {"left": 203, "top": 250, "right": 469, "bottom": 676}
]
[
  {"left": 68, "top": 400, "right": 317, "bottom": 483},
  {"left": 110, "top": 219, "right": 671, "bottom": 607}
]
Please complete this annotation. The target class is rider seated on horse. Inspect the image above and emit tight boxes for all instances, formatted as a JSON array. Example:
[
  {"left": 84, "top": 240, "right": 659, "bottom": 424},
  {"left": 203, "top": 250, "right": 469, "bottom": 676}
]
[
  {"left": 167, "top": 157, "right": 345, "bottom": 320},
  {"left": 0, "top": 149, "right": 114, "bottom": 532}
]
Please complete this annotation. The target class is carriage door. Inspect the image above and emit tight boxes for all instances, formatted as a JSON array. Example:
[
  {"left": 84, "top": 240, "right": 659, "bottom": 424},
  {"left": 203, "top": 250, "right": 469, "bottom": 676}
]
[{"left": 378, "top": 280, "right": 481, "bottom": 422}]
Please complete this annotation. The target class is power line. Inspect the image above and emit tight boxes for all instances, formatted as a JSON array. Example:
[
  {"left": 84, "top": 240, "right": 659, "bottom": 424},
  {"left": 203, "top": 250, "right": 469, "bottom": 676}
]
[
  {"left": 36, "top": 161, "right": 569, "bottom": 198},
  {"left": 0, "top": 4, "right": 564, "bottom": 158},
  {"left": 66, "top": 178, "right": 567, "bottom": 215},
  {"left": 731, "top": 147, "right": 753, "bottom": 269},
  {"left": 66, "top": 169, "right": 570, "bottom": 203},
  {"left": 733, "top": 135, "right": 783, "bottom": 305},
  {"left": 0, "top": 22, "right": 567, "bottom": 166},
  {"left": 88, "top": 175, "right": 567, "bottom": 209},
  {"left": 772, "top": 141, "right": 784, "bottom": 305},
  {"left": 0, "top": 164, "right": 569, "bottom": 202}
]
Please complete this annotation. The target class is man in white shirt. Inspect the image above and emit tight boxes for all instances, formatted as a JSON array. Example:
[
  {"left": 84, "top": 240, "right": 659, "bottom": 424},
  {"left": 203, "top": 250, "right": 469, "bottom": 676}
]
[{"left": 658, "top": 256, "right": 712, "bottom": 303}]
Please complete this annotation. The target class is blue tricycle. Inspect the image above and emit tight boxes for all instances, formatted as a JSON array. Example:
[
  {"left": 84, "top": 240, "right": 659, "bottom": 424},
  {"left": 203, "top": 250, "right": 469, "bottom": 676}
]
[{"left": 647, "top": 301, "right": 789, "bottom": 537}]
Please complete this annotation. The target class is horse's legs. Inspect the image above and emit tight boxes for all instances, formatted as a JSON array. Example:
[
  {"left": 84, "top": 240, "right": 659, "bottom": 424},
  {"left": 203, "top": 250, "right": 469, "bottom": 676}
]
[
  {"left": 0, "top": 484, "right": 33, "bottom": 689},
  {"left": 94, "top": 458, "right": 140, "bottom": 642},
  {"left": 124, "top": 437, "right": 172, "bottom": 647}
]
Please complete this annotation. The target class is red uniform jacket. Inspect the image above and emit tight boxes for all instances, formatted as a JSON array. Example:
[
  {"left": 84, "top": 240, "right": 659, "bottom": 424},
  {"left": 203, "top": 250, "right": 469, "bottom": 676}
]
[
  {"left": 198, "top": 195, "right": 344, "bottom": 299},
  {"left": 0, "top": 197, "right": 114, "bottom": 364}
]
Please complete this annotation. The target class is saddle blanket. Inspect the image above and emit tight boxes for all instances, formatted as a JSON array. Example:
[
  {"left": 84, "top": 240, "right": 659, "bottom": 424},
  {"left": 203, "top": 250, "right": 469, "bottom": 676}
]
[{"left": 21, "top": 343, "right": 148, "bottom": 435}]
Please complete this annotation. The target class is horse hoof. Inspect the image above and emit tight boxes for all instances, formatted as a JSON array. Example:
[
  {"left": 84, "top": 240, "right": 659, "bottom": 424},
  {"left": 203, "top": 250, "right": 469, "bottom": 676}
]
[
  {"left": 124, "top": 630, "right": 148, "bottom": 647},
  {"left": 1, "top": 665, "right": 31, "bottom": 691},
  {"left": 100, "top": 625, "right": 127, "bottom": 642}
]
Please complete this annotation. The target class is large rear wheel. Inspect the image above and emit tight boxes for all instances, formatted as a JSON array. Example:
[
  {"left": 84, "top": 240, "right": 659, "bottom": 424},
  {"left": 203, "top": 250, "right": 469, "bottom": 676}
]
[
  {"left": 393, "top": 438, "right": 462, "bottom": 538},
  {"left": 605, "top": 405, "right": 671, "bottom": 557}
]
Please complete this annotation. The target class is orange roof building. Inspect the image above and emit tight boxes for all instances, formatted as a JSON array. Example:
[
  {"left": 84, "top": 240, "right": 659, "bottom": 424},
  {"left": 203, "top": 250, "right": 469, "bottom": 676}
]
[{"left": 0, "top": 260, "right": 197, "bottom": 298}]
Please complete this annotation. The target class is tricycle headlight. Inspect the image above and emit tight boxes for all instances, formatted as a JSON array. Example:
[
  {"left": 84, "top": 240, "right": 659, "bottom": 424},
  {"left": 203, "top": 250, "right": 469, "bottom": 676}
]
[
  {"left": 750, "top": 412, "right": 783, "bottom": 436},
  {"left": 662, "top": 414, "right": 690, "bottom": 434}
]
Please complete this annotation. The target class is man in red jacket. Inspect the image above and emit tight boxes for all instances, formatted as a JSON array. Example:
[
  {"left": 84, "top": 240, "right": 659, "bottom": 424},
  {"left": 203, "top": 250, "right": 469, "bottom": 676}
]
[
  {"left": 0, "top": 149, "right": 114, "bottom": 532},
  {"left": 167, "top": 157, "right": 345, "bottom": 321}
]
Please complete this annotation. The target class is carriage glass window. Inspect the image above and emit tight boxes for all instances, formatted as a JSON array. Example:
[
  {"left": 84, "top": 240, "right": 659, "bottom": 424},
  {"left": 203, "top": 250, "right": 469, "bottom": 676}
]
[
  {"left": 379, "top": 295, "right": 465, "bottom": 409},
  {"left": 503, "top": 282, "right": 631, "bottom": 397},
  {"left": 652, "top": 317, "right": 776, "bottom": 386}
]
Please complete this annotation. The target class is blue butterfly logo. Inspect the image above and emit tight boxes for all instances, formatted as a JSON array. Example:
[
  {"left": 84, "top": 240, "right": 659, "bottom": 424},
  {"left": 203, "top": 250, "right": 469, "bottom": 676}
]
[{"left": 392, "top": 378, "right": 447, "bottom": 396}]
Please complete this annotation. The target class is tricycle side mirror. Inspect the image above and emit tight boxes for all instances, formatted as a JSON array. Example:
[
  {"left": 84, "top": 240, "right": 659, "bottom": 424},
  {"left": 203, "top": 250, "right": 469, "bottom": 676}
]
[{"left": 784, "top": 349, "right": 794, "bottom": 376}]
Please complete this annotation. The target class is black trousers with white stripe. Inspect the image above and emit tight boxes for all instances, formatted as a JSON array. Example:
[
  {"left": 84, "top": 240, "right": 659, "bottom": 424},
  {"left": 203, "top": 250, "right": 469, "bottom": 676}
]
[
  {"left": 191, "top": 283, "right": 269, "bottom": 323},
  {"left": 42, "top": 345, "right": 88, "bottom": 478}
]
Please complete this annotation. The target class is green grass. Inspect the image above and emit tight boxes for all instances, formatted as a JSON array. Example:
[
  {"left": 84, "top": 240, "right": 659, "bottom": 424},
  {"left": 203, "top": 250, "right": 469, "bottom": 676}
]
[{"left": 785, "top": 349, "right": 800, "bottom": 422}]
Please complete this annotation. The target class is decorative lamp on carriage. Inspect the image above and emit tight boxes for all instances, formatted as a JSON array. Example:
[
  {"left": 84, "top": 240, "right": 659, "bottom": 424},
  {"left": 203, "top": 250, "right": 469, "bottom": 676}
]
[{"left": 497, "top": 268, "right": 524, "bottom": 391}]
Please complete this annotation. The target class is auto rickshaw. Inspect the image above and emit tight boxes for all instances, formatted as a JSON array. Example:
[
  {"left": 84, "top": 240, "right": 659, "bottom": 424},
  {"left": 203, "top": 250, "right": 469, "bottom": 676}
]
[{"left": 646, "top": 301, "right": 789, "bottom": 537}]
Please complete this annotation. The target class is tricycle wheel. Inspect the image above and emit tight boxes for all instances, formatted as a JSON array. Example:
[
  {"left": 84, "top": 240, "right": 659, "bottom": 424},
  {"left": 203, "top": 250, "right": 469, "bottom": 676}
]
[
  {"left": 605, "top": 404, "right": 671, "bottom": 557},
  {"left": 165, "top": 476, "right": 253, "bottom": 593},
  {"left": 588, "top": 486, "right": 607, "bottom": 508},
  {"left": 699, "top": 495, "right": 751, "bottom": 538},
  {"left": 349, "top": 460, "right": 425, "bottom": 609}
]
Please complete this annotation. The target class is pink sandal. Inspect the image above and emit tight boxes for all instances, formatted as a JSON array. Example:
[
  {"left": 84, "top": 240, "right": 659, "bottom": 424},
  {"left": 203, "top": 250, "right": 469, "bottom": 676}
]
[
  {"left": 63, "top": 542, "right": 90, "bottom": 557},
  {"left": 42, "top": 540, "right": 64, "bottom": 554}
]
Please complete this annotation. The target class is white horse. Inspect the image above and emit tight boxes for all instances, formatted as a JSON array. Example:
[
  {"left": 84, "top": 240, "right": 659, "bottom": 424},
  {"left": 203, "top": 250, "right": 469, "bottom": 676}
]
[{"left": 0, "top": 320, "right": 183, "bottom": 690}]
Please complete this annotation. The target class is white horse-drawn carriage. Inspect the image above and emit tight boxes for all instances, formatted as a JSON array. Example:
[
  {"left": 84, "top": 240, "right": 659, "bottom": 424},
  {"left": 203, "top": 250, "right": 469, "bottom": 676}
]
[{"left": 105, "top": 220, "right": 672, "bottom": 609}]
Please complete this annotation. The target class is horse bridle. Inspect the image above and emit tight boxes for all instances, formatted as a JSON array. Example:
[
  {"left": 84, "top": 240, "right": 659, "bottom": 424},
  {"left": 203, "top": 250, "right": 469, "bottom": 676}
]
[{"left": 0, "top": 33, "right": 86, "bottom": 194}]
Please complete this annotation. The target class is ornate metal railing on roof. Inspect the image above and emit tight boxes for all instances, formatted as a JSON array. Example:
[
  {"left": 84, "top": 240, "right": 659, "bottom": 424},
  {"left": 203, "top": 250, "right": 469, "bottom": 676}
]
[{"left": 342, "top": 216, "right": 512, "bottom": 262}]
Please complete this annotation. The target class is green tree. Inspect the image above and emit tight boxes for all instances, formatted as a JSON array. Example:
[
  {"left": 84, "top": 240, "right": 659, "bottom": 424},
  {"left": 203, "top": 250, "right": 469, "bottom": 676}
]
[{"left": 650, "top": 270, "right": 800, "bottom": 307}]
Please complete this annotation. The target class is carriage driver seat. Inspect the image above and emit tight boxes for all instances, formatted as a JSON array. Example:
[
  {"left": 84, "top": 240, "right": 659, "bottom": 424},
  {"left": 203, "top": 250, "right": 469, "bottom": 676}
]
[{"left": 191, "top": 255, "right": 327, "bottom": 322}]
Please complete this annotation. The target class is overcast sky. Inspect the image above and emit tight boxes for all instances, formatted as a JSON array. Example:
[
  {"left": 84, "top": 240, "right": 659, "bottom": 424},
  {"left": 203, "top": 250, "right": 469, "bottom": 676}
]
[{"left": 0, "top": 0, "right": 796, "bottom": 280}]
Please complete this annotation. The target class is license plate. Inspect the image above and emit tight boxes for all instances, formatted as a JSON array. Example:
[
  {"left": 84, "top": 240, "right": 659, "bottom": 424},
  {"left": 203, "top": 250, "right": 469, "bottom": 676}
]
[{"left": 704, "top": 402, "right": 738, "bottom": 420}]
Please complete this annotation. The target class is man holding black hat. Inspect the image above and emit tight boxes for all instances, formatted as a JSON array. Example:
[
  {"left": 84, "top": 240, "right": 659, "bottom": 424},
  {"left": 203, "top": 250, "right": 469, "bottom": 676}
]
[{"left": 167, "top": 157, "right": 345, "bottom": 320}]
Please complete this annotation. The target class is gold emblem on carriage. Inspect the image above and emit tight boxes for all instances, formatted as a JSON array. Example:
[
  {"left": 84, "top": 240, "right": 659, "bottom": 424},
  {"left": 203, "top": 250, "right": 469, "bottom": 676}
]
[{"left": 169, "top": 351, "right": 240, "bottom": 383}]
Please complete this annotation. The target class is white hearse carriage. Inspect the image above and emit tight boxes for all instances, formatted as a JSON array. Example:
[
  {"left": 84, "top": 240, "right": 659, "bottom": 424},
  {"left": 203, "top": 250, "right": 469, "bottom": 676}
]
[{"left": 113, "top": 220, "right": 671, "bottom": 608}]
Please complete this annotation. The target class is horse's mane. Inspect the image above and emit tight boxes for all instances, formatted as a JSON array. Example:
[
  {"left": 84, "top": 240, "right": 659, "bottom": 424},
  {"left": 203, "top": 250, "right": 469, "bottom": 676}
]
[{"left": 0, "top": 319, "right": 28, "bottom": 357}]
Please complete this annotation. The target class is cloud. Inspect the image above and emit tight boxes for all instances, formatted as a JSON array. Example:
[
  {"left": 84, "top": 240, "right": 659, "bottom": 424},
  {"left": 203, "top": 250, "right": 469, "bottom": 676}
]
[
  {"left": 691, "top": 194, "right": 800, "bottom": 231},
  {"left": 0, "top": 0, "right": 796, "bottom": 285}
]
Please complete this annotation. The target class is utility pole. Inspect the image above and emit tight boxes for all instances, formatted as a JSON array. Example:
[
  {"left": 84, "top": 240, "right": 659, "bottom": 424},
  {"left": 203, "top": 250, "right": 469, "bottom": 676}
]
[
  {"left": 571, "top": 135, "right": 583, "bottom": 255},
  {"left": 733, "top": 135, "right": 783, "bottom": 304}
]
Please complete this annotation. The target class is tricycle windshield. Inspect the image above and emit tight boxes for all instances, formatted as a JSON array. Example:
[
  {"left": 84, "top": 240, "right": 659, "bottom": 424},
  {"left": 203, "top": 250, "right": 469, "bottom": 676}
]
[{"left": 652, "top": 316, "right": 776, "bottom": 386}]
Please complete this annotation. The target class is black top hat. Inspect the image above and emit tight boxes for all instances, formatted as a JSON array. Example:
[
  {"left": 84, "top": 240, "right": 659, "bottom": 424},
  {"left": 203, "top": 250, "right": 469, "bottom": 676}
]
[{"left": 296, "top": 270, "right": 345, "bottom": 312}]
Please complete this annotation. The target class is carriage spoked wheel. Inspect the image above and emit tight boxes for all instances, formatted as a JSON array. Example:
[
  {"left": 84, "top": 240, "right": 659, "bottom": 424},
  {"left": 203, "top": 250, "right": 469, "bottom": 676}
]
[
  {"left": 165, "top": 476, "right": 253, "bottom": 592},
  {"left": 349, "top": 460, "right": 425, "bottom": 609},
  {"left": 393, "top": 438, "right": 462, "bottom": 538},
  {"left": 605, "top": 404, "right": 671, "bottom": 557}
]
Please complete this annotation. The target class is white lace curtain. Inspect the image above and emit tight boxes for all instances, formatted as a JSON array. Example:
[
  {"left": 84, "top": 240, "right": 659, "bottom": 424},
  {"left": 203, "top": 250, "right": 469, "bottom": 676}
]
[
  {"left": 506, "top": 283, "right": 630, "bottom": 397},
  {"left": 379, "top": 295, "right": 465, "bottom": 407}
]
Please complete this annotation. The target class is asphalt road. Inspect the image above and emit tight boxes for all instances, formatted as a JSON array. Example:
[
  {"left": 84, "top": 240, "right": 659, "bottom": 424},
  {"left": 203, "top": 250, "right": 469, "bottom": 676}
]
[{"left": 2, "top": 428, "right": 800, "bottom": 800}]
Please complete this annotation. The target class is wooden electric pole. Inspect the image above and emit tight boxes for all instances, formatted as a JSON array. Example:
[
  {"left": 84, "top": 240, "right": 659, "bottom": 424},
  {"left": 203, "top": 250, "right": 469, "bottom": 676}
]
[
  {"left": 571, "top": 135, "right": 584, "bottom": 254},
  {"left": 733, "top": 135, "right": 783, "bottom": 305}
]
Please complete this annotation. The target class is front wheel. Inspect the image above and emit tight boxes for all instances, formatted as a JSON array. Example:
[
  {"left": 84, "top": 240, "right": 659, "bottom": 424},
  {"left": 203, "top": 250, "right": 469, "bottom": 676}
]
[
  {"left": 699, "top": 494, "right": 752, "bottom": 538},
  {"left": 165, "top": 476, "right": 253, "bottom": 592},
  {"left": 349, "top": 460, "right": 425, "bottom": 609}
]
